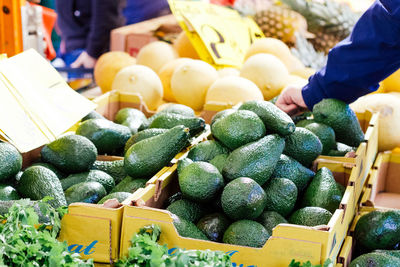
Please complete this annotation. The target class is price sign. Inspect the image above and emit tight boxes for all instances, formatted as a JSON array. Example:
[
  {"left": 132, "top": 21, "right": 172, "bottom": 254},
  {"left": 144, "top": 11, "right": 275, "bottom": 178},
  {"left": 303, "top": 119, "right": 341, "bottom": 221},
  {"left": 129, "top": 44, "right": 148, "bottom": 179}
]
[{"left": 169, "top": 0, "right": 264, "bottom": 68}]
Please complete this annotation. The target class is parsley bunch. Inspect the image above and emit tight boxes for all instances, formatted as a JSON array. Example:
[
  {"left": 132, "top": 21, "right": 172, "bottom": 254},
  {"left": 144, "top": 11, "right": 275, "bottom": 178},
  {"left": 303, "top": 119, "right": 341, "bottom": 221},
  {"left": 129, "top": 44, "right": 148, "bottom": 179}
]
[
  {"left": 289, "top": 259, "right": 333, "bottom": 267},
  {"left": 0, "top": 199, "right": 93, "bottom": 267},
  {"left": 116, "top": 225, "right": 232, "bottom": 267}
]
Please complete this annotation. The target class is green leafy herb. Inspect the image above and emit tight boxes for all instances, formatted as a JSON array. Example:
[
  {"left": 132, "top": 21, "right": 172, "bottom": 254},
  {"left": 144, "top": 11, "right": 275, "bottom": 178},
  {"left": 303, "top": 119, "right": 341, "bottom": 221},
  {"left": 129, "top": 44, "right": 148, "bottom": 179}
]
[
  {"left": 0, "top": 199, "right": 93, "bottom": 267},
  {"left": 116, "top": 225, "right": 232, "bottom": 267},
  {"left": 289, "top": 259, "right": 333, "bottom": 267}
]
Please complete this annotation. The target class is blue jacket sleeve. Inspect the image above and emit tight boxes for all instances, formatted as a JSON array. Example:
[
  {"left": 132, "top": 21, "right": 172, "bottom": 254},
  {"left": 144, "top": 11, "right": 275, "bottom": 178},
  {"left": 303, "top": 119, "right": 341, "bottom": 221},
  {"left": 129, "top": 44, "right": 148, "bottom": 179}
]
[{"left": 302, "top": 0, "right": 400, "bottom": 110}]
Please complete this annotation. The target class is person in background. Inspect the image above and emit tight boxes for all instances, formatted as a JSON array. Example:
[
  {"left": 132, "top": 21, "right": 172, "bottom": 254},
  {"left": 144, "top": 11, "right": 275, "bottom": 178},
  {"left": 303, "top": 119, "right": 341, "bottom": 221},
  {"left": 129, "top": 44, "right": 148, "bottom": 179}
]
[
  {"left": 276, "top": 0, "right": 400, "bottom": 115},
  {"left": 123, "top": 0, "right": 170, "bottom": 25},
  {"left": 55, "top": 0, "right": 125, "bottom": 69}
]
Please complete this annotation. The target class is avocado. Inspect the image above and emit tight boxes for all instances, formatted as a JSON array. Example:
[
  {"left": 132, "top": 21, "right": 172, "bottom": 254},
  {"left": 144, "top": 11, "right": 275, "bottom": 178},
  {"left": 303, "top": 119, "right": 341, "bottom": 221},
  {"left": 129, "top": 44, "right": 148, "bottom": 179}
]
[
  {"left": 373, "top": 250, "right": 400, "bottom": 259},
  {"left": 263, "top": 178, "right": 298, "bottom": 217},
  {"left": 179, "top": 162, "right": 224, "bottom": 203},
  {"left": 76, "top": 119, "right": 131, "bottom": 154},
  {"left": 187, "top": 140, "right": 229, "bottom": 162},
  {"left": 223, "top": 220, "right": 269, "bottom": 248},
  {"left": 211, "top": 110, "right": 266, "bottom": 150},
  {"left": 81, "top": 111, "right": 106, "bottom": 122},
  {"left": 165, "top": 192, "right": 183, "bottom": 207},
  {"left": 41, "top": 135, "right": 97, "bottom": 174},
  {"left": 354, "top": 210, "right": 400, "bottom": 251},
  {"left": 350, "top": 252, "right": 400, "bottom": 267},
  {"left": 0, "top": 142, "right": 22, "bottom": 182},
  {"left": 64, "top": 181, "right": 107, "bottom": 205},
  {"left": 301, "top": 167, "right": 343, "bottom": 213},
  {"left": 272, "top": 154, "right": 315, "bottom": 192},
  {"left": 257, "top": 211, "right": 288, "bottom": 234},
  {"left": 292, "top": 111, "right": 313, "bottom": 124},
  {"left": 197, "top": 213, "right": 231, "bottom": 242},
  {"left": 18, "top": 166, "right": 66, "bottom": 208},
  {"left": 0, "top": 185, "right": 20, "bottom": 201},
  {"left": 337, "top": 182, "right": 346, "bottom": 196},
  {"left": 125, "top": 126, "right": 190, "bottom": 178},
  {"left": 283, "top": 127, "right": 323, "bottom": 166},
  {"left": 327, "top": 142, "right": 356, "bottom": 157},
  {"left": 223, "top": 134, "right": 285, "bottom": 186},
  {"left": 159, "top": 104, "right": 195, "bottom": 117},
  {"left": 313, "top": 98, "right": 364, "bottom": 147},
  {"left": 305, "top": 123, "right": 336, "bottom": 155},
  {"left": 110, "top": 176, "right": 147, "bottom": 193},
  {"left": 13, "top": 171, "right": 23, "bottom": 187},
  {"left": 177, "top": 158, "right": 193, "bottom": 175},
  {"left": 31, "top": 162, "right": 66, "bottom": 179},
  {"left": 114, "top": 108, "right": 148, "bottom": 134},
  {"left": 61, "top": 170, "right": 115, "bottom": 193},
  {"left": 124, "top": 128, "right": 168, "bottom": 154},
  {"left": 296, "top": 119, "right": 315, "bottom": 128},
  {"left": 210, "top": 109, "right": 236, "bottom": 127},
  {"left": 221, "top": 177, "right": 266, "bottom": 220},
  {"left": 209, "top": 154, "right": 229, "bottom": 173},
  {"left": 289, "top": 207, "right": 332, "bottom": 226},
  {"left": 166, "top": 199, "right": 206, "bottom": 223},
  {"left": 239, "top": 100, "right": 295, "bottom": 136},
  {"left": 172, "top": 216, "right": 209, "bottom": 240},
  {"left": 91, "top": 160, "right": 126, "bottom": 184},
  {"left": 97, "top": 192, "right": 132, "bottom": 204},
  {"left": 149, "top": 113, "right": 205, "bottom": 136}
]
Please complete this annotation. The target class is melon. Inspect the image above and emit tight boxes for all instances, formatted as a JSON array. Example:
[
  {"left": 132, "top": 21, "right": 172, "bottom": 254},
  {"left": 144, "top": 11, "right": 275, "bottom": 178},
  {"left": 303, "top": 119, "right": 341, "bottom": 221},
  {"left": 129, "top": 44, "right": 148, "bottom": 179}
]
[
  {"left": 217, "top": 68, "right": 240, "bottom": 78},
  {"left": 112, "top": 65, "right": 163, "bottom": 110},
  {"left": 171, "top": 60, "right": 218, "bottom": 111},
  {"left": 285, "top": 75, "right": 308, "bottom": 88},
  {"left": 381, "top": 68, "right": 400, "bottom": 93},
  {"left": 205, "top": 76, "right": 263, "bottom": 105},
  {"left": 173, "top": 32, "right": 200, "bottom": 59},
  {"left": 136, "top": 41, "right": 178, "bottom": 73},
  {"left": 158, "top": 58, "right": 192, "bottom": 102},
  {"left": 350, "top": 93, "right": 400, "bottom": 151},
  {"left": 244, "top": 38, "right": 300, "bottom": 72},
  {"left": 291, "top": 67, "right": 316, "bottom": 79},
  {"left": 240, "top": 53, "right": 290, "bottom": 100},
  {"left": 94, "top": 51, "right": 136, "bottom": 93}
]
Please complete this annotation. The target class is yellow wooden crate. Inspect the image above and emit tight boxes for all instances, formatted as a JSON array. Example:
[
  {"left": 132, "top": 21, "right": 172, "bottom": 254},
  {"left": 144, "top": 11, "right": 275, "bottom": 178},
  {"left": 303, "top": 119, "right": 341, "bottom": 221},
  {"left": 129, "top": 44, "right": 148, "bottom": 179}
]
[{"left": 119, "top": 159, "right": 358, "bottom": 266}]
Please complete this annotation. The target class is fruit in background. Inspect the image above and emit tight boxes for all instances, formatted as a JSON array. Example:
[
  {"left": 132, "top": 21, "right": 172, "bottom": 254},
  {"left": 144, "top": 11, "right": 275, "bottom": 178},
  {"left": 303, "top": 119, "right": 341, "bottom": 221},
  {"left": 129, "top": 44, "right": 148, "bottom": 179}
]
[
  {"left": 94, "top": 51, "right": 136, "bottom": 93},
  {"left": 171, "top": 60, "right": 218, "bottom": 110},
  {"left": 240, "top": 53, "right": 290, "bottom": 100},
  {"left": 136, "top": 41, "right": 178, "bottom": 73},
  {"left": 217, "top": 68, "right": 240, "bottom": 78},
  {"left": 197, "top": 213, "right": 230, "bottom": 242},
  {"left": 221, "top": 177, "right": 267, "bottom": 220},
  {"left": 173, "top": 32, "right": 200, "bottom": 59},
  {"left": 285, "top": 75, "right": 308, "bottom": 88},
  {"left": 209, "top": 154, "right": 228, "bottom": 174},
  {"left": 210, "top": 109, "right": 236, "bottom": 127},
  {"left": 64, "top": 181, "right": 107, "bottom": 205},
  {"left": 172, "top": 216, "right": 209, "bottom": 240},
  {"left": 149, "top": 113, "right": 206, "bottom": 136},
  {"left": 76, "top": 119, "right": 131, "bottom": 155},
  {"left": 211, "top": 110, "right": 266, "bottom": 150},
  {"left": 112, "top": 65, "right": 163, "bottom": 110},
  {"left": 314, "top": 98, "right": 364, "bottom": 147},
  {"left": 158, "top": 58, "right": 192, "bottom": 102},
  {"left": 177, "top": 158, "right": 193, "bottom": 175},
  {"left": 289, "top": 207, "right": 332, "bottom": 226},
  {"left": 304, "top": 122, "right": 336, "bottom": 155},
  {"left": 244, "top": 38, "right": 303, "bottom": 72},
  {"left": 350, "top": 252, "right": 400, "bottom": 267},
  {"left": 166, "top": 199, "right": 206, "bottom": 223},
  {"left": 82, "top": 111, "right": 106, "bottom": 122},
  {"left": 98, "top": 192, "right": 132, "bottom": 205},
  {"left": 263, "top": 178, "right": 298, "bottom": 217},
  {"left": 351, "top": 93, "right": 400, "bottom": 151},
  {"left": 187, "top": 140, "right": 229, "bottom": 162},
  {"left": 0, "top": 143, "right": 22, "bottom": 182},
  {"left": 382, "top": 68, "right": 400, "bottom": 93},
  {"left": 91, "top": 160, "right": 126, "bottom": 184},
  {"left": 291, "top": 67, "right": 316, "bottom": 79},
  {"left": 114, "top": 108, "right": 148, "bottom": 134},
  {"left": 257, "top": 211, "right": 288, "bottom": 234},
  {"left": 124, "top": 129, "right": 167, "bottom": 154},
  {"left": 205, "top": 76, "right": 263, "bottom": 106},
  {"left": 110, "top": 177, "right": 147, "bottom": 194},
  {"left": 0, "top": 185, "right": 20, "bottom": 201},
  {"left": 223, "top": 220, "right": 269, "bottom": 248},
  {"left": 158, "top": 103, "right": 196, "bottom": 117},
  {"left": 41, "top": 135, "right": 97, "bottom": 174},
  {"left": 61, "top": 170, "right": 115, "bottom": 193}
]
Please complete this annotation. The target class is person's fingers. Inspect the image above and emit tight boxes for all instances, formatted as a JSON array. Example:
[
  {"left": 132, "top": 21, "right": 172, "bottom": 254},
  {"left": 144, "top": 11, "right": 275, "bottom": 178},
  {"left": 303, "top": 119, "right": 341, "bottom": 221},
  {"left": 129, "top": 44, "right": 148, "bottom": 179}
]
[
  {"left": 278, "top": 103, "right": 298, "bottom": 114},
  {"left": 70, "top": 57, "right": 83, "bottom": 68}
]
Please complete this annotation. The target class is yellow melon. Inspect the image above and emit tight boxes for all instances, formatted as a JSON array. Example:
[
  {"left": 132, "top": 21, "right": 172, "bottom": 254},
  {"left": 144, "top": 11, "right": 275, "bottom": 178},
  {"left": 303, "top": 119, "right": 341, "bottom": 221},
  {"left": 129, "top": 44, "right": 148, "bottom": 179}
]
[
  {"left": 382, "top": 68, "right": 400, "bottom": 93},
  {"left": 94, "top": 51, "right": 136, "bottom": 93},
  {"left": 136, "top": 41, "right": 178, "bottom": 73},
  {"left": 156, "top": 102, "right": 174, "bottom": 113},
  {"left": 217, "top": 68, "right": 240, "bottom": 78},
  {"left": 240, "top": 53, "right": 290, "bottom": 100},
  {"left": 158, "top": 58, "right": 192, "bottom": 103},
  {"left": 171, "top": 60, "right": 218, "bottom": 111},
  {"left": 206, "top": 76, "right": 263, "bottom": 105},
  {"left": 285, "top": 75, "right": 308, "bottom": 88},
  {"left": 291, "top": 67, "right": 316, "bottom": 79},
  {"left": 173, "top": 32, "right": 200, "bottom": 59},
  {"left": 244, "top": 38, "right": 299, "bottom": 72},
  {"left": 112, "top": 65, "right": 163, "bottom": 110}
]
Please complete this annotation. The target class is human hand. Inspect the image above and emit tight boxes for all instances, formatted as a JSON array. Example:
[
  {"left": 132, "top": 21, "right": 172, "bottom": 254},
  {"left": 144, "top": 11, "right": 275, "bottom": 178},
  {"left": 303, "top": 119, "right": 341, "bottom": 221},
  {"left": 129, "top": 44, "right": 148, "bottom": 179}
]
[
  {"left": 275, "top": 85, "right": 308, "bottom": 116},
  {"left": 70, "top": 51, "right": 97, "bottom": 68}
]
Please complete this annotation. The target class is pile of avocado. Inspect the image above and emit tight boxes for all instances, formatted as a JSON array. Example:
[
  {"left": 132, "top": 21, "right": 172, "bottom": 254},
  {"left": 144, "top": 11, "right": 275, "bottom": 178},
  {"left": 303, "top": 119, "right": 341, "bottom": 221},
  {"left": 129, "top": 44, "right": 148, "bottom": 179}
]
[
  {"left": 351, "top": 210, "right": 400, "bottom": 266},
  {"left": 166, "top": 98, "right": 364, "bottom": 248},
  {"left": 0, "top": 104, "right": 206, "bottom": 208}
]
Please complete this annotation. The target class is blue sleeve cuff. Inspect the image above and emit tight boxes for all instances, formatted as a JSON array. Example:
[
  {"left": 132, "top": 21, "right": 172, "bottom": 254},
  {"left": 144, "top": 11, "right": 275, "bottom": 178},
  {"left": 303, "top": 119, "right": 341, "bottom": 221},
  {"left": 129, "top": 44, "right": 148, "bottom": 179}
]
[{"left": 301, "top": 74, "right": 327, "bottom": 110}]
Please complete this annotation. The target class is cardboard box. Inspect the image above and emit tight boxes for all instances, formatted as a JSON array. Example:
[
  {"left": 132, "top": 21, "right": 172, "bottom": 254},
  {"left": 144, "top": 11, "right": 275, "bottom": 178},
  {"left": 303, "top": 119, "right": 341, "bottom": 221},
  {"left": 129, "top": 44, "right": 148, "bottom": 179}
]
[
  {"left": 110, "top": 15, "right": 181, "bottom": 57},
  {"left": 119, "top": 159, "right": 359, "bottom": 266},
  {"left": 360, "top": 151, "right": 400, "bottom": 210}
]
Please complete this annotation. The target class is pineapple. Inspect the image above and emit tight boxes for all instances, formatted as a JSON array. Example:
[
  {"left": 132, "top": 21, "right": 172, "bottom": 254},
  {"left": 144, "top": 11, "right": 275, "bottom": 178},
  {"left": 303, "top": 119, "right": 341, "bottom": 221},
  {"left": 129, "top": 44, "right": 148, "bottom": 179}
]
[
  {"left": 291, "top": 33, "right": 327, "bottom": 70},
  {"left": 253, "top": 4, "right": 313, "bottom": 45},
  {"left": 281, "top": 0, "right": 360, "bottom": 53}
]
